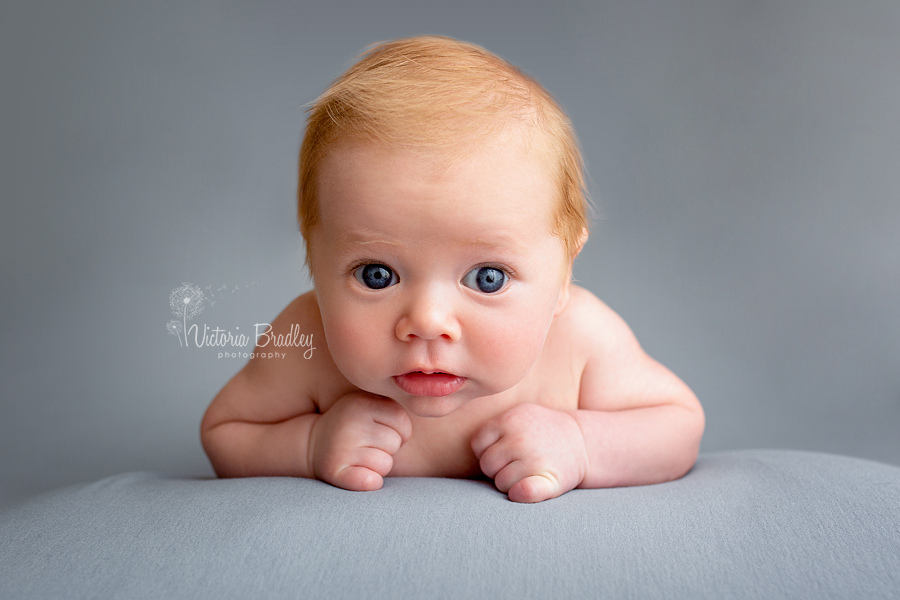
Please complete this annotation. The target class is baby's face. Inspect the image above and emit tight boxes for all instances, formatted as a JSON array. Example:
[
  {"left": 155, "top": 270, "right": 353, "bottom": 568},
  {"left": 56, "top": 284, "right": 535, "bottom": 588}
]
[{"left": 309, "top": 131, "right": 570, "bottom": 417}]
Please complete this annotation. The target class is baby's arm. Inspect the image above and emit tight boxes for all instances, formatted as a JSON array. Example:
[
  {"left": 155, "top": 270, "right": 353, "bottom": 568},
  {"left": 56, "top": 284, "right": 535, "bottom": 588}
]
[
  {"left": 472, "top": 286, "right": 704, "bottom": 502},
  {"left": 571, "top": 288, "right": 704, "bottom": 488},
  {"left": 200, "top": 293, "right": 411, "bottom": 490},
  {"left": 200, "top": 296, "right": 321, "bottom": 479}
]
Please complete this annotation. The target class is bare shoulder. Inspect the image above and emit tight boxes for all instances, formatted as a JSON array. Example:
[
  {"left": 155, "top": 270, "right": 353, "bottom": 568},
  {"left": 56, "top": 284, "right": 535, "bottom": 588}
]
[
  {"left": 550, "top": 284, "right": 637, "bottom": 352},
  {"left": 202, "top": 290, "right": 350, "bottom": 429},
  {"left": 555, "top": 285, "right": 699, "bottom": 413}
]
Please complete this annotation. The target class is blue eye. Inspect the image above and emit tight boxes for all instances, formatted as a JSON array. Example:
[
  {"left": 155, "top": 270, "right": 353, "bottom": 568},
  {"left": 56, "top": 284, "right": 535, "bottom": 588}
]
[
  {"left": 463, "top": 266, "right": 508, "bottom": 294},
  {"left": 354, "top": 264, "right": 398, "bottom": 290}
]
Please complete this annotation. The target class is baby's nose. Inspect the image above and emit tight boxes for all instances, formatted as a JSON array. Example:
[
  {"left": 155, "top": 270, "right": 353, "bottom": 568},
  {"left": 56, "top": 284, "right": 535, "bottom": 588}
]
[{"left": 395, "top": 289, "right": 461, "bottom": 342}]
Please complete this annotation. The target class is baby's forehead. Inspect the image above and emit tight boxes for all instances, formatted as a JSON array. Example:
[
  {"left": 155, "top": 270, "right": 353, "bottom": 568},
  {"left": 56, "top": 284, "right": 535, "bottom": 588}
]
[
  {"left": 330, "top": 116, "right": 554, "bottom": 174},
  {"left": 324, "top": 129, "right": 556, "bottom": 194}
]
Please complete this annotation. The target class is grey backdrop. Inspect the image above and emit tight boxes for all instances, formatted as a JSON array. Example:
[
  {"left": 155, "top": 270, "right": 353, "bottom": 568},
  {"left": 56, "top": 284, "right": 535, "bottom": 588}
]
[{"left": 2, "top": 0, "right": 898, "bottom": 507}]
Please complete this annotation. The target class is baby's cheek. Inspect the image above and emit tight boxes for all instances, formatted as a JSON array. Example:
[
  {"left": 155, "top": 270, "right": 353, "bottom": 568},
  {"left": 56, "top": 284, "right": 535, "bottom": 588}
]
[
  {"left": 323, "top": 312, "right": 376, "bottom": 378},
  {"left": 478, "top": 314, "right": 548, "bottom": 385}
]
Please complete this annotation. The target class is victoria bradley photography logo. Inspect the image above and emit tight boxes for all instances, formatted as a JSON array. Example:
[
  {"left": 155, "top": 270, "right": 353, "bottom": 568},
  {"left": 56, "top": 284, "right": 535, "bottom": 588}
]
[{"left": 166, "top": 282, "right": 314, "bottom": 360}]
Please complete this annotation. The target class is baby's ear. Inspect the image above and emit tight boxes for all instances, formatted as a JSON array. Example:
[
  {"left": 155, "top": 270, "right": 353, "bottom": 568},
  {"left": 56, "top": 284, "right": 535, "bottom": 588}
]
[
  {"left": 555, "top": 228, "right": 587, "bottom": 316},
  {"left": 573, "top": 227, "right": 588, "bottom": 260}
]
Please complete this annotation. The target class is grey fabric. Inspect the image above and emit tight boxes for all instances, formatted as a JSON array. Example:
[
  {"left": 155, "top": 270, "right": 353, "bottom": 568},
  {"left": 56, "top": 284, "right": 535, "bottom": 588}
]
[{"left": 1, "top": 450, "right": 898, "bottom": 599}]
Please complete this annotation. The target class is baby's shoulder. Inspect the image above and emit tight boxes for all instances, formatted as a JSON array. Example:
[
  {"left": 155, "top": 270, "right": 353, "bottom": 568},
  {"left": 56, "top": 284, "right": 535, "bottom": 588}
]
[
  {"left": 551, "top": 284, "right": 633, "bottom": 346},
  {"left": 276, "top": 290, "right": 324, "bottom": 332},
  {"left": 256, "top": 290, "right": 326, "bottom": 360},
  {"left": 545, "top": 284, "right": 650, "bottom": 379},
  {"left": 242, "top": 290, "right": 351, "bottom": 410}
]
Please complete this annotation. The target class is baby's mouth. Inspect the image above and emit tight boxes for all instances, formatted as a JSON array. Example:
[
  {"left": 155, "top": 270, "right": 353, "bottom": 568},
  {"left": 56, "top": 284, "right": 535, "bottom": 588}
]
[{"left": 393, "top": 371, "right": 466, "bottom": 397}]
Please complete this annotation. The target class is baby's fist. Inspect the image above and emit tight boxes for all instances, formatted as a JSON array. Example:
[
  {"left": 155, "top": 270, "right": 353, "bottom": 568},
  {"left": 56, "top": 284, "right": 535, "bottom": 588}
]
[
  {"left": 309, "top": 392, "right": 412, "bottom": 492},
  {"left": 471, "top": 403, "right": 589, "bottom": 503}
]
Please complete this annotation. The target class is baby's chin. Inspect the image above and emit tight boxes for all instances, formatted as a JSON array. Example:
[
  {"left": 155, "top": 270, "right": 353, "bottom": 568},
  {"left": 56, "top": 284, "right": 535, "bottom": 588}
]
[
  {"left": 397, "top": 394, "right": 470, "bottom": 418},
  {"left": 356, "top": 376, "right": 512, "bottom": 417}
]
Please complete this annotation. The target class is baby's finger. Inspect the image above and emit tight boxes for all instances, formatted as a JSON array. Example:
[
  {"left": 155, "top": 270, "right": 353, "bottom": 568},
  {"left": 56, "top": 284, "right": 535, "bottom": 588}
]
[
  {"left": 508, "top": 474, "right": 558, "bottom": 504},
  {"left": 354, "top": 446, "right": 395, "bottom": 477},
  {"left": 492, "top": 459, "right": 537, "bottom": 494},
  {"left": 475, "top": 438, "right": 515, "bottom": 480},
  {"left": 363, "top": 421, "right": 406, "bottom": 456},
  {"left": 369, "top": 398, "right": 413, "bottom": 445},
  {"left": 470, "top": 418, "right": 503, "bottom": 460},
  {"left": 333, "top": 465, "right": 384, "bottom": 492}
]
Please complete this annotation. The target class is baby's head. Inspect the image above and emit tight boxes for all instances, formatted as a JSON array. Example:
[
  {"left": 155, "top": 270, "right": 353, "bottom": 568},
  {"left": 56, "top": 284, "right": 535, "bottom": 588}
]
[
  {"left": 298, "top": 35, "right": 589, "bottom": 275},
  {"left": 297, "top": 36, "right": 591, "bottom": 414}
]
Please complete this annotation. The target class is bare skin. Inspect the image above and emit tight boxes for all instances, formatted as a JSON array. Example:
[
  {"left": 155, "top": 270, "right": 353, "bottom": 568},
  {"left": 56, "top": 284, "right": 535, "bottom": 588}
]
[{"left": 201, "top": 132, "right": 705, "bottom": 503}]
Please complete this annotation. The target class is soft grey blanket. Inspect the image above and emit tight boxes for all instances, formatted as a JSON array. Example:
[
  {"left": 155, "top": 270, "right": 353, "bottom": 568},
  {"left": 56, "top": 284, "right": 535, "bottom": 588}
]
[{"left": 2, "top": 449, "right": 898, "bottom": 599}]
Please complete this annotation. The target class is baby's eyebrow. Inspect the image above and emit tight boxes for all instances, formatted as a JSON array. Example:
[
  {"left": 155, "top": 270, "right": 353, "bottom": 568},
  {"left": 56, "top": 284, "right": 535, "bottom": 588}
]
[
  {"left": 467, "top": 234, "right": 530, "bottom": 256},
  {"left": 336, "top": 232, "right": 404, "bottom": 247},
  {"left": 336, "top": 231, "right": 531, "bottom": 257}
]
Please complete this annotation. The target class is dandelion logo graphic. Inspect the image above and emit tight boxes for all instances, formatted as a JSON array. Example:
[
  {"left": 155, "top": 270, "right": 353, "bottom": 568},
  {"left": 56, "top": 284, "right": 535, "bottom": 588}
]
[
  {"left": 166, "top": 319, "right": 184, "bottom": 346},
  {"left": 168, "top": 282, "right": 207, "bottom": 347}
]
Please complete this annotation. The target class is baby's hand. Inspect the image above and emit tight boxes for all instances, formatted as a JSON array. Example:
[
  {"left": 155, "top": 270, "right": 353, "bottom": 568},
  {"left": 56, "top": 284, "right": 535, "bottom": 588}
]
[
  {"left": 471, "top": 404, "right": 589, "bottom": 503},
  {"left": 309, "top": 392, "right": 412, "bottom": 492}
]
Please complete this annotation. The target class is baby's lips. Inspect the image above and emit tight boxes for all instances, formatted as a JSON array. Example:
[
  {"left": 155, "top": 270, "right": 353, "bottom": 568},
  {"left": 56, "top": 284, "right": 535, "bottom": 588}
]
[{"left": 393, "top": 371, "right": 466, "bottom": 397}]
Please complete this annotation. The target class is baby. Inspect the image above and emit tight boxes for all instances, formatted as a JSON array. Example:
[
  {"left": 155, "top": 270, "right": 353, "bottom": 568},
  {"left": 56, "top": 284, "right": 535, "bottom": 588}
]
[{"left": 201, "top": 36, "right": 704, "bottom": 503}]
